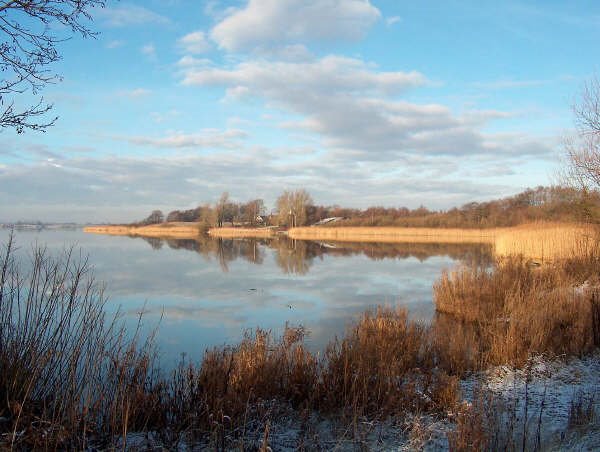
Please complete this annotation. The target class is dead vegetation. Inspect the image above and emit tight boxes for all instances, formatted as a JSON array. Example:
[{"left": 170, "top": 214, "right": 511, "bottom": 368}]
[{"left": 434, "top": 253, "right": 600, "bottom": 369}]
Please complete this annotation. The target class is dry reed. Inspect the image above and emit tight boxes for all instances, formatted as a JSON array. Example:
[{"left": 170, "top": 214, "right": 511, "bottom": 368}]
[
  {"left": 84, "top": 222, "right": 203, "bottom": 239},
  {"left": 288, "top": 226, "right": 498, "bottom": 244},
  {"left": 494, "top": 223, "right": 598, "bottom": 261},
  {"left": 433, "top": 254, "right": 600, "bottom": 368},
  {"left": 0, "top": 233, "right": 158, "bottom": 449},
  {"left": 208, "top": 227, "right": 276, "bottom": 238}
]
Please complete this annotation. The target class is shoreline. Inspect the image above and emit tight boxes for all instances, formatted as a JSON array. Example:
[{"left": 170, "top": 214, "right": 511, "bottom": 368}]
[
  {"left": 83, "top": 222, "right": 202, "bottom": 239},
  {"left": 207, "top": 226, "right": 277, "bottom": 238},
  {"left": 84, "top": 222, "right": 595, "bottom": 261}
]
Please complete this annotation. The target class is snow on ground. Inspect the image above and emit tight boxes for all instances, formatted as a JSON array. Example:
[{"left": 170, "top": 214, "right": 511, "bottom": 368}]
[
  {"left": 120, "top": 353, "right": 599, "bottom": 450},
  {"left": 460, "top": 352, "right": 600, "bottom": 451}
]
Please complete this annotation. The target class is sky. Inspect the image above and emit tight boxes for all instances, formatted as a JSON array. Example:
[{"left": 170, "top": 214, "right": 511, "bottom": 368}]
[{"left": 1, "top": 0, "right": 599, "bottom": 223}]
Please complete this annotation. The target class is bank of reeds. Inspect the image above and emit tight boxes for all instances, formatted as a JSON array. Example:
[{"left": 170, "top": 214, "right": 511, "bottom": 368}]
[
  {"left": 208, "top": 227, "right": 276, "bottom": 238},
  {"left": 433, "top": 254, "right": 600, "bottom": 369},
  {"left": 84, "top": 222, "right": 203, "bottom": 239},
  {"left": 494, "top": 223, "right": 598, "bottom": 261},
  {"left": 291, "top": 223, "right": 597, "bottom": 262},
  {"left": 288, "top": 226, "right": 498, "bottom": 244}
]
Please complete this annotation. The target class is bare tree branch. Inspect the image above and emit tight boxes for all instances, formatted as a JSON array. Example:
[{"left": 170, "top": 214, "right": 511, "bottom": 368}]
[
  {"left": 0, "top": 0, "right": 106, "bottom": 133},
  {"left": 564, "top": 77, "right": 600, "bottom": 191}
]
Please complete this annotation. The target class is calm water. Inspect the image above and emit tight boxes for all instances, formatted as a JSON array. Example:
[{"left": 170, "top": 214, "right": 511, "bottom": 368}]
[{"left": 0, "top": 229, "right": 492, "bottom": 366}]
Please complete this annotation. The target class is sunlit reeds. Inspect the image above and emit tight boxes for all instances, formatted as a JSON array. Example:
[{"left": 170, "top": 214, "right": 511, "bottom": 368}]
[
  {"left": 494, "top": 223, "right": 598, "bottom": 261},
  {"left": 288, "top": 226, "right": 499, "bottom": 244},
  {"left": 208, "top": 227, "right": 276, "bottom": 238},
  {"left": 433, "top": 254, "right": 600, "bottom": 368},
  {"left": 87, "top": 221, "right": 597, "bottom": 262},
  {"left": 289, "top": 223, "right": 598, "bottom": 261},
  {"left": 83, "top": 222, "right": 203, "bottom": 239}
]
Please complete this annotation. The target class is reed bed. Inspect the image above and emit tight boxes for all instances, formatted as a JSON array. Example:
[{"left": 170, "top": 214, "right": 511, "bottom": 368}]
[
  {"left": 288, "top": 226, "right": 499, "bottom": 244},
  {"left": 208, "top": 227, "right": 276, "bottom": 238},
  {"left": 433, "top": 255, "right": 600, "bottom": 368},
  {"left": 289, "top": 223, "right": 597, "bottom": 261},
  {"left": 84, "top": 222, "right": 203, "bottom": 239},
  {"left": 494, "top": 223, "right": 598, "bottom": 261},
  {"left": 86, "top": 222, "right": 596, "bottom": 262}
]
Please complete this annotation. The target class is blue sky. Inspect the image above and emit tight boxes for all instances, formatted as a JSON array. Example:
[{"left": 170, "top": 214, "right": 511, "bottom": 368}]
[{"left": 1, "top": 0, "right": 599, "bottom": 222}]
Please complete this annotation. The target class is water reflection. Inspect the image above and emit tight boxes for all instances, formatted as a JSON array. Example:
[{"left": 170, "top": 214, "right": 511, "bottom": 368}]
[{"left": 139, "top": 235, "right": 494, "bottom": 274}]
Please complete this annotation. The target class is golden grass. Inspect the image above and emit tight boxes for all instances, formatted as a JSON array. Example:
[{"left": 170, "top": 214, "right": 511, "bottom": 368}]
[
  {"left": 289, "top": 223, "right": 598, "bottom": 261},
  {"left": 287, "top": 226, "right": 499, "bottom": 244},
  {"left": 208, "top": 227, "right": 276, "bottom": 238},
  {"left": 433, "top": 255, "right": 600, "bottom": 368},
  {"left": 494, "top": 222, "right": 598, "bottom": 261},
  {"left": 84, "top": 222, "right": 202, "bottom": 239}
]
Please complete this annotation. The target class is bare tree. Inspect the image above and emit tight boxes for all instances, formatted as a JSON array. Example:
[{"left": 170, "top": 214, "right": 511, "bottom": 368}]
[
  {"left": 141, "top": 209, "right": 164, "bottom": 225},
  {"left": 216, "top": 191, "right": 229, "bottom": 227},
  {"left": 564, "top": 77, "right": 600, "bottom": 189},
  {"left": 276, "top": 189, "right": 313, "bottom": 227},
  {"left": 0, "top": 0, "right": 106, "bottom": 133}
]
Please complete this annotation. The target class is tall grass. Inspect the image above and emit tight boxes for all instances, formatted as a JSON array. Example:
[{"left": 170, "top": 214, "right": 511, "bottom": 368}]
[
  {"left": 289, "top": 223, "right": 597, "bottom": 262},
  {"left": 84, "top": 222, "right": 203, "bottom": 239},
  {"left": 494, "top": 223, "right": 598, "bottom": 261},
  {"left": 208, "top": 227, "right": 276, "bottom": 238},
  {"left": 0, "top": 233, "right": 157, "bottom": 449},
  {"left": 288, "top": 226, "right": 498, "bottom": 244},
  {"left": 433, "top": 254, "right": 600, "bottom": 368},
  {"left": 320, "top": 308, "right": 459, "bottom": 417}
]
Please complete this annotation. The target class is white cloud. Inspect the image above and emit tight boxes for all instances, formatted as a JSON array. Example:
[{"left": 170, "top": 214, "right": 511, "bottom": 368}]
[
  {"left": 178, "top": 31, "right": 211, "bottom": 54},
  {"left": 117, "top": 88, "right": 152, "bottom": 99},
  {"left": 182, "top": 55, "right": 424, "bottom": 95},
  {"left": 386, "top": 16, "right": 401, "bottom": 26},
  {"left": 106, "top": 40, "right": 125, "bottom": 49},
  {"left": 98, "top": 4, "right": 170, "bottom": 27},
  {"left": 150, "top": 110, "right": 181, "bottom": 124},
  {"left": 180, "top": 54, "right": 554, "bottom": 160},
  {"left": 124, "top": 129, "right": 248, "bottom": 149},
  {"left": 210, "top": 0, "right": 381, "bottom": 52},
  {"left": 176, "top": 56, "right": 213, "bottom": 68},
  {"left": 0, "top": 148, "right": 541, "bottom": 223},
  {"left": 141, "top": 44, "right": 157, "bottom": 59}
]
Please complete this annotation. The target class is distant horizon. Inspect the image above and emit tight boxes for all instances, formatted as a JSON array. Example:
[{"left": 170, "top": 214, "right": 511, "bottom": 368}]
[
  {"left": 0, "top": 184, "right": 569, "bottom": 224},
  {"left": 2, "top": 1, "right": 598, "bottom": 221}
]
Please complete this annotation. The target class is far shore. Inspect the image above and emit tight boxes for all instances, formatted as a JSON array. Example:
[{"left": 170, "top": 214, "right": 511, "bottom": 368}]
[
  {"left": 83, "top": 222, "right": 202, "bottom": 239},
  {"left": 208, "top": 226, "right": 277, "bottom": 238},
  {"left": 287, "top": 226, "right": 499, "bottom": 244},
  {"left": 84, "top": 221, "right": 596, "bottom": 261}
]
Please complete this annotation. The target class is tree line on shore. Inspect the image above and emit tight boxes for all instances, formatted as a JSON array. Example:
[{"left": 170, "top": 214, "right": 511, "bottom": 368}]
[{"left": 137, "top": 185, "right": 600, "bottom": 229}]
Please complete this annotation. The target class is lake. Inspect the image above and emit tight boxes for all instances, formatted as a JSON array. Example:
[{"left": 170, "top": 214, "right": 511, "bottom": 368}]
[{"left": 0, "top": 228, "right": 492, "bottom": 366}]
